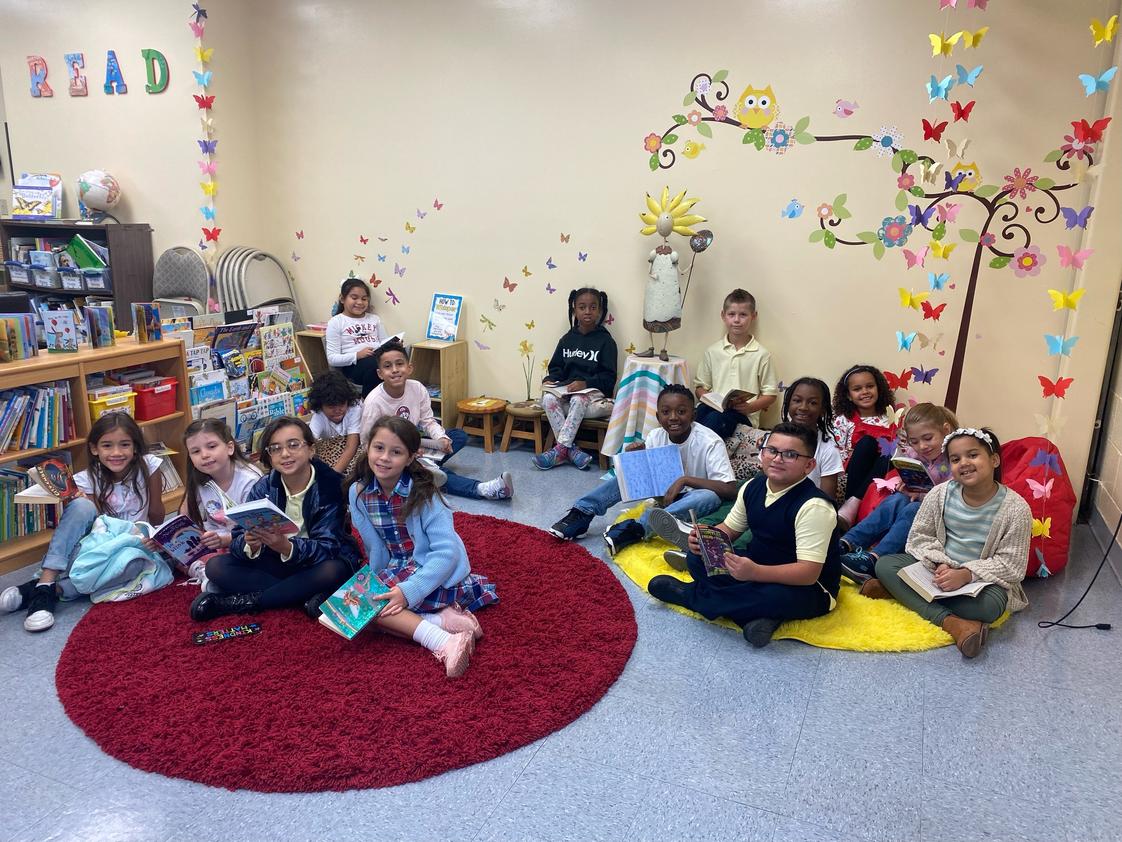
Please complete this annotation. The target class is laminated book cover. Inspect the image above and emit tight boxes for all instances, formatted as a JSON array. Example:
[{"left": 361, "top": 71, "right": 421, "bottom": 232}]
[{"left": 318, "top": 565, "right": 391, "bottom": 640}]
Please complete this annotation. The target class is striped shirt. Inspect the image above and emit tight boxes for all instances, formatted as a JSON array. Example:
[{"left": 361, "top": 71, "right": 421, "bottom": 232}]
[{"left": 942, "top": 482, "right": 1007, "bottom": 564}]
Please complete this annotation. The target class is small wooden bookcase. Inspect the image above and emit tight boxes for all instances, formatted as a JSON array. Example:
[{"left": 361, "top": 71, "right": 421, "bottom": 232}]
[{"left": 411, "top": 340, "right": 467, "bottom": 425}]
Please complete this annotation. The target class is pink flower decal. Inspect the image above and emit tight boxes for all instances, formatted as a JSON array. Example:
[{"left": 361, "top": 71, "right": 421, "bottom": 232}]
[{"left": 1011, "top": 245, "right": 1046, "bottom": 278}]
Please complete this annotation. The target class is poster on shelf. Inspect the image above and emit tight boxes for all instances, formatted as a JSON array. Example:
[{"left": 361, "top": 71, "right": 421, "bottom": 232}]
[{"left": 426, "top": 293, "right": 463, "bottom": 342}]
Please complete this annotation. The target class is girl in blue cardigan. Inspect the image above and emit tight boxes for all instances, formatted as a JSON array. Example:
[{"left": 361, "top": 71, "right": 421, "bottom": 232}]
[{"left": 349, "top": 415, "right": 498, "bottom": 678}]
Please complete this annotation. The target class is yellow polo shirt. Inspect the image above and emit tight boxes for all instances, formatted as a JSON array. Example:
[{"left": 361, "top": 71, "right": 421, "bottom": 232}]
[{"left": 694, "top": 335, "right": 778, "bottom": 426}]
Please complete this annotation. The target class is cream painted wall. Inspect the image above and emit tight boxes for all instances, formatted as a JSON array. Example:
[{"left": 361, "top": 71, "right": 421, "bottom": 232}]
[{"left": 2, "top": 0, "right": 1121, "bottom": 505}]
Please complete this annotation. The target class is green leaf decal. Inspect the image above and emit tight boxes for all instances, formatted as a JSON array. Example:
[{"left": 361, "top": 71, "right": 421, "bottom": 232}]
[
  {"left": 663, "top": 133, "right": 679, "bottom": 145},
  {"left": 873, "top": 241, "right": 886, "bottom": 260},
  {"left": 989, "top": 256, "right": 1011, "bottom": 269},
  {"left": 696, "top": 122, "right": 713, "bottom": 138},
  {"left": 895, "top": 190, "right": 909, "bottom": 211},
  {"left": 931, "top": 222, "right": 946, "bottom": 241},
  {"left": 808, "top": 229, "right": 826, "bottom": 243},
  {"left": 1043, "top": 149, "right": 1062, "bottom": 163},
  {"left": 974, "top": 184, "right": 999, "bottom": 198},
  {"left": 649, "top": 153, "right": 659, "bottom": 172},
  {"left": 711, "top": 69, "right": 728, "bottom": 83},
  {"left": 853, "top": 137, "right": 874, "bottom": 150},
  {"left": 857, "top": 231, "right": 878, "bottom": 244},
  {"left": 823, "top": 231, "right": 836, "bottom": 249},
  {"left": 794, "top": 131, "right": 816, "bottom": 145},
  {"left": 672, "top": 114, "right": 687, "bottom": 125},
  {"left": 794, "top": 116, "right": 811, "bottom": 135},
  {"left": 1034, "top": 177, "right": 1055, "bottom": 191},
  {"left": 959, "top": 229, "right": 980, "bottom": 243}
]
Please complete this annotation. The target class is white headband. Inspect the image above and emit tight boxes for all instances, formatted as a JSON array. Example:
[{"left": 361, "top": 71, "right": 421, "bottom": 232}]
[{"left": 943, "top": 427, "right": 993, "bottom": 451}]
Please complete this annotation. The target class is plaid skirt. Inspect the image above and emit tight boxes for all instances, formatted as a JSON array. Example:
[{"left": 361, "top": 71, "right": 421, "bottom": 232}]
[{"left": 376, "top": 559, "right": 498, "bottom": 613}]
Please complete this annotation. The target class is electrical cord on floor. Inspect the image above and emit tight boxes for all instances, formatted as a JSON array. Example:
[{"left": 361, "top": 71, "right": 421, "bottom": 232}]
[{"left": 1037, "top": 508, "right": 1120, "bottom": 631}]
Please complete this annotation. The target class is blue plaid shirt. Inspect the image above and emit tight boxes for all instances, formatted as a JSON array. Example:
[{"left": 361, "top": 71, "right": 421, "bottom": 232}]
[{"left": 358, "top": 475, "right": 415, "bottom": 562}]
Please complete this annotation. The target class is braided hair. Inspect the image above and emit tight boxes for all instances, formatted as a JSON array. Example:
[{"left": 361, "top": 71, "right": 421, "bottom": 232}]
[
  {"left": 781, "top": 376, "right": 834, "bottom": 442},
  {"left": 568, "top": 287, "right": 608, "bottom": 330}
]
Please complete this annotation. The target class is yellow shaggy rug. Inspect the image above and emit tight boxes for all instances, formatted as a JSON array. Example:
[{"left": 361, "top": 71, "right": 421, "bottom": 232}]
[{"left": 612, "top": 504, "right": 1006, "bottom": 652}]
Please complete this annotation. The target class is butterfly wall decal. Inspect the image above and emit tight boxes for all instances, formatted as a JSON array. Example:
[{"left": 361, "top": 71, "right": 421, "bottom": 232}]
[
  {"left": 200, "top": 116, "right": 215, "bottom": 134},
  {"left": 200, "top": 181, "right": 218, "bottom": 196},
  {"left": 416, "top": 209, "right": 427, "bottom": 219},
  {"left": 903, "top": 247, "right": 928, "bottom": 269},
  {"left": 1044, "top": 334, "right": 1079, "bottom": 357},
  {"left": 1030, "top": 448, "right": 1061, "bottom": 474},
  {"left": 1078, "top": 66, "right": 1117, "bottom": 96},
  {"left": 386, "top": 288, "right": 400, "bottom": 305},
  {"left": 433, "top": 198, "right": 443, "bottom": 210},
  {"left": 1059, "top": 205, "right": 1094, "bottom": 229},
  {"left": 194, "top": 46, "right": 213, "bottom": 63},
  {"left": 503, "top": 277, "right": 517, "bottom": 292},
  {"left": 479, "top": 315, "right": 496, "bottom": 331},
  {"left": 560, "top": 233, "right": 570, "bottom": 243},
  {"left": 377, "top": 254, "right": 386, "bottom": 262},
  {"left": 493, "top": 298, "right": 507, "bottom": 312},
  {"left": 192, "top": 70, "right": 212, "bottom": 87},
  {"left": 926, "top": 73, "right": 955, "bottom": 102},
  {"left": 1047, "top": 288, "right": 1085, "bottom": 310},
  {"left": 935, "top": 203, "right": 961, "bottom": 223},
  {"left": 1032, "top": 517, "right": 1052, "bottom": 538},
  {"left": 578, "top": 252, "right": 588, "bottom": 262},
  {"left": 1071, "top": 116, "right": 1111, "bottom": 142},
  {"left": 189, "top": 20, "right": 205, "bottom": 38},
  {"left": 404, "top": 222, "right": 415, "bottom": 233},
  {"left": 202, "top": 227, "right": 221, "bottom": 241},
  {"left": 958, "top": 27, "right": 988, "bottom": 48},
  {"left": 546, "top": 257, "right": 557, "bottom": 270},
  {"left": 605, "top": 313, "right": 615, "bottom": 326},
  {"left": 898, "top": 288, "right": 929, "bottom": 310},
  {"left": 197, "top": 161, "right": 216, "bottom": 175},
  {"left": 873, "top": 476, "right": 902, "bottom": 492},
  {"left": 368, "top": 273, "right": 382, "bottom": 288},
  {"left": 359, "top": 235, "right": 368, "bottom": 244},
  {"left": 200, "top": 206, "right": 216, "bottom": 220},
  {"left": 920, "top": 160, "right": 944, "bottom": 185},
  {"left": 401, "top": 245, "right": 410, "bottom": 255},
  {"left": 945, "top": 137, "right": 971, "bottom": 159},
  {"left": 922, "top": 301, "right": 947, "bottom": 321},
  {"left": 1035, "top": 413, "right": 1067, "bottom": 439},
  {"left": 522, "top": 265, "right": 532, "bottom": 277},
  {"left": 291, "top": 251, "right": 300, "bottom": 262},
  {"left": 1057, "top": 245, "right": 1093, "bottom": 269},
  {"left": 922, "top": 119, "right": 948, "bottom": 142},
  {"left": 928, "top": 272, "right": 950, "bottom": 291},
  {"left": 930, "top": 240, "right": 956, "bottom": 260},
  {"left": 197, "top": 139, "right": 217, "bottom": 154},
  {"left": 883, "top": 369, "right": 913, "bottom": 390},
  {"left": 1038, "top": 375, "right": 1074, "bottom": 398},
  {"left": 295, "top": 230, "right": 304, "bottom": 239},
  {"left": 955, "top": 64, "right": 983, "bottom": 87},
  {"left": 545, "top": 283, "right": 556, "bottom": 294},
  {"left": 908, "top": 204, "right": 936, "bottom": 227},
  {"left": 625, "top": 343, "right": 637, "bottom": 355},
  {"left": 474, "top": 340, "right": 490, "bottom": 351},
  {"left": 896, "top": 331, "right": 918, "bottom": 351},
  {"left": 911, "top": 365, "right": 939, "bottom": 384},
  {"left": 1026, "top": 478, "right": 1054, "bottom": 500},
  {"left": 1090, "top": 15, "right": 1118, "bottom": 46},
  {"left": 929, "top": 31, "right": 961, "bottom": 57},
  {"left": 525, "top": 320, "right": 535, "bottom": 330},
  {"left": 394, "top": 263, "right": 406, "bottom": 277},
  {"left": 944, "top": 171, "right": 966, "bottom": 191}
]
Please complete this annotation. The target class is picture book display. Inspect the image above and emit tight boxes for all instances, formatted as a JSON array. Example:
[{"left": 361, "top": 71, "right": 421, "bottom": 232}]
[
  {"left": 132, "top": 303, "right": 163, "bottom": 343},
  {"left": 259, "top": 322, "right": 295, "bottom": 366},
  {"left": 40, "top": 309, "right": 79, "bottom": 353},
  {"left": 898, "top": 561, "right": 990, "bottom": 603},
  {"left": 611, "top": 444, "right": 684, "bottom": 502},
  {"left": 426, "top": 293, "right": 463, "bottom": 341},
  {"left": 698, "top": 389, "right": 755, "bottom": 413},
  {"left": 84, "top": 305, "right": 116, "bottom": 348},
  {"left": 211, "top": 321, "right": 256, "bottom": 354},
  {"left": 223, "top": 498, "right": 299, "bottom": 535},
  {"left": 317, "top": 565, "right": 391, "bottom": 640},
  {"left": 890, "top": 456, "right": 935, "bottom": 493}
]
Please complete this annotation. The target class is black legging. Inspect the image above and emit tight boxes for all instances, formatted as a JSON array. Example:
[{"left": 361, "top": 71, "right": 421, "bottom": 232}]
[
  {"left": 205, "top": 554, "right": 353, "bottom": 610},
  {"left": 337, "top": 357, "right": 382, "bottom": 398},
  {"left": 845, "top": 435, "right": 891, "bottom": 501}
]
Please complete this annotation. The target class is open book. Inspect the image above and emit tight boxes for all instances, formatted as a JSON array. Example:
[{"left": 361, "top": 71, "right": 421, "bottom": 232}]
[
  {"left": 890, "top": 456, "right": 934, "bottom": 493},
  {"left": 318, "top": 565, "right": 392, "bottom": 639},
  {"left": 13, "top": 457, "right": 80, "bottom": 505},
  {"left": 224, "top": 498, "right": 299, "bottom": 535},
  {"left": 898, "top": 561, "right": 990, "bottom": 603},
  {"left": 542, "top": 383, "right": 599, "bottom": 399},
  {"left": 698, "top": 389, "right": 754, "bottom": 413},
  {"left": 611, "top": 444, "right": 684, "bottom": 502},
  {"left": 138, "top": 515, "right": 211, "bottom": 571}
]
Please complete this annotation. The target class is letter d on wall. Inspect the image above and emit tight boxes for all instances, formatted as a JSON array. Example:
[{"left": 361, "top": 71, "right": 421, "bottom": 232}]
[
  {"left": 141, "top": 49, "right": 169, "bottom": 94},
  {"left": 27, "top": 56, "right": 53, "bottom": 97}
]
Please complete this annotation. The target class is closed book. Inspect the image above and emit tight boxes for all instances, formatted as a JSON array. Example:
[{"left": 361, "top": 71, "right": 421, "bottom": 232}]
[
  {"left": 317, "top": 565, "right": 390, "bottom": 640},
  {"left": 611, "top": 444, "right": 684, "bottom": 503}
]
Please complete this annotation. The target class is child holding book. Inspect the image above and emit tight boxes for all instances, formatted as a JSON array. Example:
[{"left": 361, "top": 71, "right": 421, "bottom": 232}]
[
  {"left": 860, "top": 428, "right": 1031, "bottom": 658},
  {"left": 549, "top": 384, "right": 737, "bottom": 556},
  {"left": 325, "top": 278, "right": 387, "bottom": 397},
  {"left": 838, "top": 403, "right": 957, "bottom": 583},
  {"left": 306, "top": 369, "right": 363, "bottom": 475},
  {"left": 694, "top": 289, "right": 778, "bottom": 436},
  {"left": 179, "top": 418, "right": 263, "bottom": 587},
  {"left": 188, "top": 416, "right": 361, "bottom": 621},
  {"left": 532, "top": 287, "right": 618, "bottom": 471},
  {"left": 647, "top": 423, "right": 842, "bottom": 649},
  {"left": 359, "top": 340, "right": 513, "bottom": 501},
  {"left": 1, "top": 413, "right": 164, "bottom": 632},
  {"left": 831, "top": 364, "right": 899, "bottom": 526},
  {"left": 348, "top": 415, "right": 497, "bottom": 678}
]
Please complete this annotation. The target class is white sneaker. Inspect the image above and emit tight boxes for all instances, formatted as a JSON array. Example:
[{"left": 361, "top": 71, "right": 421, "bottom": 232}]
[
  {"left": 186, "top": 559, "right": 213, "bottom": 593},
  {"left": 647, "top": 507, "right": 692, "bottom": 552},
  {"left": 478, "top": 471, "right": 514, "bottom": 500}
]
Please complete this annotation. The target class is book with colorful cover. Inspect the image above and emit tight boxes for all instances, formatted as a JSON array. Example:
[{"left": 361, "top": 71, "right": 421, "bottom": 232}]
[
  {"left": 140, "top": 514, "right": 210, "bottom": 571},
  {"left": 890, "top": 456, "right": 935, "bottom": 493},
  {"left": 425, "top": 293, "right": 463, "bottom": 341},
  {"left": 40, "top": 309, "right": 79, "bottom": 352},
  {"left": 317, "top": 565, "right": 391, "bottom": 640},
  {"left": 13, "top": 457, "right": 79, "bottom": 504},
  {"left": 224, "top": 497, "right": 299, "bottom": 535},
  {"left": 132, "top": 303, "right": 162, "bottom": 343},
  {"left": 211, "top": 321, "right": 256, "bottom": 353},
  {"left": 84, "top": 305, "right": 116, "bottom": 348},
  {"left": 259, "top": 322, "right": 295, "bottom": 365},
  {"left": 694, "top": 523, "right": 733, "bottom": 577}
]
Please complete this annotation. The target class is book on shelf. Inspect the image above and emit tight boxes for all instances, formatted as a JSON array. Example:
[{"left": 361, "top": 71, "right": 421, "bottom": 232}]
[
  {"left": 193, "top": 397, "right": 237, "bottom": 431},
  {"left": 898, "top": 561, "right": 991, "bottom": 603},
  {"left": 11, "top": 184, "right": 55, "bottom": 220},
  {"left": 290, "top": 387, "right": 311, "bottom": 417},
  {"left": 0, "top": 464, "right": 62, "bottom": 541},
  {"left": 698, "top": 389, "right": 755, "bottom": 413},
  {"left": 211, "top": 321, "right": 256, "bottom": 353},
  {"left": 66, "top": 233, "right": 108, "bottom": 269},
  {"left": 317, "top": 565, "right": 391, "bottom": 640},
  {"left": 224, "top": 498, "right": 299, "bottom": 535},
  {"left": 83, "top": 304, "right": 116, "bottom": 348},
  {"left": 189, "top": 370, "right": 229, "bottom": 405},
  {"left": 0, "top": 313, "right": 39, "bottom": 361},
  {"left": 39, "top": 309, "right": 79, "bottom": 353},
  {"left": 138, "top": 514, "right": 209, "bottom": 571},
  {"left": 185, "top": 344, "right": 213, "bottom": 373},
  {"left": 890, "top": 456, "right": 935, "bottom": 493},
  {"left": 611, "top": 444, "right": 684, "bottom": 503},
  {"left": 191, "top": 312, "right": 226, "bottom": 329},
  {"left": 12, "top": 457, "right": 80, "bottom": 504},
  {"left": 132, "top": 303, "right": 163, "bottom": 343},
  {"left": 259, "top": 322, "right": 295, "bottom": 365},
  {"left": 0, "top": 382, "right": 76, "bottom": 451}
]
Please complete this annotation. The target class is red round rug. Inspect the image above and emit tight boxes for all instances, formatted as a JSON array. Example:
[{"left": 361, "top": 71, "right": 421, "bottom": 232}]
[{"left": 55, "top": 513, "right": 636, "bottom": 792}]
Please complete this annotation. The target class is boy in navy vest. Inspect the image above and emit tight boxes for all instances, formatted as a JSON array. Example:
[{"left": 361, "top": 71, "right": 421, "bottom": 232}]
[{"left": 648, "top": 422, "right": 841, "bottom": 648}]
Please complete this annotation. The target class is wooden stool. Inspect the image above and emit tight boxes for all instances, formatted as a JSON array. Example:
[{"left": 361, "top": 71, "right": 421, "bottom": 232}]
[
  {"left": 500, "top": 401, "right": 548, "bottom": 454},
  {"left": 455, "top": 397, "right": 508, "bottom": 453},
  {"left": 546, "top": 417, "right": 611, "bottom": 469}
]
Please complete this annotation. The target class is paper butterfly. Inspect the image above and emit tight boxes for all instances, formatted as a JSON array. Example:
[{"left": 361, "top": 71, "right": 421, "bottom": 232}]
[
  {"left": 200, "top": 116, "right": 214, "bottom": 134},
  {"left": 202, "top": 227, "right": 221, "bottom": 242},
  {"left": 393, "top": 263, "right": 406, "bottom": 277},
  {"left": 877, "top": 436, "right": 898, "bottom": 458},
  {"left": 545, "top": 283, "right": 556, "bottom": 294},
  {"left": 1039, "top": 375, "right": 1074, "bottom": 398},
  {"left": 192, "top": 70, "right": 212, "bottom": 87},
  {"left": 1057, "top": 245, "right": 1093, "bottom": 269},
  {"left": 955, "top": 64, "right": 983, "bottom": 87},
  {"left": 479, "top": 315, "right": 496, "bottom": 331},
  {"left": 908, "top": 204, "right": 936, "bottom": 228},
  {"left": 935, "top": 203, "right": 961, "bottom": 223},
  {"left": 1032, "top": 517, "right": 1052, "bottom": 538},
  {"left": 359, "top": 235, "right": 368, "bottom": 244},
  {"left": 959, "top": 27, "right": 988, "bottom": 48},
  {"left": 930, "top": 240, "right": 956, "bottom": 260},
  {"left": 525, "top": 320, "right": 535, "bottom": 330},
  {"left": 929, "top": 32, "right": 962, "bottom": 57},
  {"left": 401, "top": 245, "right": 410, "bottom": 255},
  {"left": 1047, "top": 288, "right": 1085, "bottom": 310},
  {"left": 546, "top": 257, "right": 557, "bottom": 270},
  {"left": 1044, "top": 334, "right": 1079, "bottom": 357},
  {"left": 191, "top": 3, "right": 207, "bottom": 22},
  {"left": 291, "top": 251, "right": 300, "bottom": 262},
  {"left": 1034, "top": 413, "right": 1067, "bottom": 439},
  {"left": 625, "top": 343, "right": 636, "bottom": 355},
  {"left": 295, "top": 230, "right": 304, "bottom": 239},
  {"left": 922, "top": 301, "right": 947, "bottom": 321},
  {"left": 1030, "top": 448, "right": 1060, "bottom": 474},
  {"left": 945, "top": 137, "right": 971, "bottom": 159},
  {"left": 922, "top": 119, "right": 948, "bottom": 142},
  {"left": 1036, "top": 549, "right": 1051, "bottom": 578},
  {"left": 200, "top": 181, "right": 218, "bottom": 196},
  {"left": 938, "top": 0, "right": 957, "bottom": 9},
  {"left": 197, "top": 161, "right": 216, "bottom": 175},
  {"left": 911, "top": 365, "right": 940, "bottom": 384},
  {"left": 493, "top": 298, "right": 507, "bottom": 311},
  {"left": 883, "top": 369, "right": 914, "bottom": 390},
  {"left": 377, "top": 254, "right": 386, "bottom": 262},
  {"left": 950, "top": 100, "right": 975, "bottom": 122},
  {"left": 605, "top": 313, "right": 615, "bottom": 326},
  {"left": 926, "top": 74, "right": 955, "bottom": 102},
  {"left": 522, "top": 265, "right": 532, "bottom": 277},
  {"left": 968, "top": 0, "right": 987, "bottom": 8},
  {"left": 896, "top": 331, "right": 918, "bottom": 351},
  {"left": 944, "top": 171, "right": 966, "bottom": 191},
  {"left": 189, "top": 20, "right": 205, "bottom": 38},
  {"left": 1059, "top": 205, "right": 1094, "bottom": 229},
  {"left": 198, "top": 239, "right": 207, "bottom": 251},
  {"left": 1072, "top": 116, "right": 1111, "bottom": 142},
  {"left": 194, "top": 46, "right": 214, "bottom": 63},
  {"left": 474, "top": 340, "right": 490, "bottom": 351},
  {"left": 903, "top": 247, "right": 929, "bottom": 269},
  {"left": 404, "top": 222, "right": 415, "bottom": 233},
  {"left": 503, "top": 277, "right": 517, "bottom": 292},
  {"left": 433, "top": 198, "right": 444, "bottom": 210},
  {"left": 353, "top": 254, "right": 365, "bottom": 263},
  {"left": 1078, "top": 66, "right": 1117, "bottom": 96},
  {"left": 920, "top": 160, "right": 944, "bottom": 185},
  {"left": 385, "top": 288, "right": 400, "bottom": 305},
  {"left": 1090, "top": 15, "right": 1119, "bottom": 46},
  {"left": 899, "top": 288, "right": 929, "bottom": 310},
  {"left": 578, "top": 252, "right": 588, "bottom": 262},
  {"left": 1026, "top": 478, "right": 1054, "bottom": 500},
  {"left": 928, "top": 272, "right": 950, "bottom": 291},
  {"left": 197, "top": 139, "right": 217, "bottom": 154},
  {"left": 560, "top": 233, "right": 570, "bottom": 243},
  {"left": 368, "top": 272, "right": 381, "bottom": 288},
  {"left": 416, "top": 209, "right": 427, "bottom": 219},
  {"left": 200, "top": 206, "right": 216, "bottom": 220},
  {"left": 873, "top": 476, "right": 902, "bottom": 492}
]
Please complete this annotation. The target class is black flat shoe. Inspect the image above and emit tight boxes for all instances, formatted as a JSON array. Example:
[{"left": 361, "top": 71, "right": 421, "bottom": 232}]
[
  {"left": 742, "top": 617, "right": 782, "bottom": 648},
  {"left": 648, "top": 575, "right": 693, "bottom": 609}
]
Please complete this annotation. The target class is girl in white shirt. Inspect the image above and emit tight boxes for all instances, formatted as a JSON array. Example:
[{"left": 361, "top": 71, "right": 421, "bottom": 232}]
[
  {"left": 782, "top": 377, "right": 844, "bottom": 501},
  {"left": 325, "top": 279, "right": 387, "bottom": 397}
]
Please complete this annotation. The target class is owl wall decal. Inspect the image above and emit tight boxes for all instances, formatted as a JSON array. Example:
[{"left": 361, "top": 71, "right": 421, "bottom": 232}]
[
  {"left": 734, "top": 84, "right": 779, "bottom": 129},
  {"left": 949, "top": 161, "right": 982, "bottom": 192}
]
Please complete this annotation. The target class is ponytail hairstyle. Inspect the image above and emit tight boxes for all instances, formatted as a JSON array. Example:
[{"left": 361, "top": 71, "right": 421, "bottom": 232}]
[
  {"left": 832, "top": 364, "right": 895, "bottom": 419},
  {"left": 568, "top": 287, "right": 609, "bottom": 330},
  {"left": 942, "top": 426, "right": 1003, "bottom": 483},
  {"left": 86, "top": 412, "right": 151, "bottom": 518},
  {"left": 183, "top": 418, "right": 257, "bottom": 526},
  {"left": 781, "top": 376, "right": 834, "bottom": 443},
  {"left": 348, "top": 414, "right": 444, "bottom": 519},
  {"left": 332, "top": 278, "right": 374, "bottom": 316}
]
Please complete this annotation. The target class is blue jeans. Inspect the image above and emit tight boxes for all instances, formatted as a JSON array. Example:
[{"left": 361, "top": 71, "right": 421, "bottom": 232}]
[
  {"left": 696, "top": 404, "right": 751, "bottom": 438},
  {"left": 437, "top": 428, "right": 483, "bottom": 499},
  {"left": 573, "top": 478, "right": 721, "bottom": 536},
  {"left": 42, "top": 497, "right": 98, "bottom": 573},
  {"left": 843, "top": 492, "right": 920, "bottom": 556}
]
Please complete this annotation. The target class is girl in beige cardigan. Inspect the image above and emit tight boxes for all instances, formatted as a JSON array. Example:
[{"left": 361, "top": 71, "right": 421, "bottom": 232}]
[{"left": 860, "top": 428, "right": 1032, "bottom": 658}]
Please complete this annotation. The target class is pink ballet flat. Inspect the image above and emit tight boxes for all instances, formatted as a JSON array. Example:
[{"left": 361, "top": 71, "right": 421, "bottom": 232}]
[
  {"left": 439, "top": 604, "right": 483, "bottom": 640},
  {"left": 433, "top": 630, "right": 475, "bottom": 678}
]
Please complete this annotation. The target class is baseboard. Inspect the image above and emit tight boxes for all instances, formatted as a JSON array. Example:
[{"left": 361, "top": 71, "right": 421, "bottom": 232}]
[{"left": 1087, "top": 509, "right": 1122, "bottom": 587}]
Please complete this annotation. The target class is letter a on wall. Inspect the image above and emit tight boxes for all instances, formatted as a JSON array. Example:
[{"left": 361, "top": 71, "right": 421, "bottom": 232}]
[
  {"left": 27, "top": 56, "right": 53, "bottom": 97},
  {"left": 103, "top": 49, "right": 127, "bottom": 94},
  {"left": 141, "top": 49, "right": 169, "bottom": 94},
  {"left": 64, "top": 52, "right": 87, "bottom": 96}
]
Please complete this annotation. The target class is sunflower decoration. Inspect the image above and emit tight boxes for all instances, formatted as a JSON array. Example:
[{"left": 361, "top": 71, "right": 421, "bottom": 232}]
[{"left": 639, "top": 186, "right": 705, "bottom": 239}]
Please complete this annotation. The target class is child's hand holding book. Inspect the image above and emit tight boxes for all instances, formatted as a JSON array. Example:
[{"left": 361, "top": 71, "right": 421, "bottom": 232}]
[
  {"left": 933, "top": 563, "right": 973, "bottom": 592},
  {"left": 369, "top": 585, "right": 407, "bottom": 617},
  {"left": 624, "top": 441, "right": 646, "bottom": 452},
  {"left": 250, "top": 527, "right": 293, "bottom": 557}
]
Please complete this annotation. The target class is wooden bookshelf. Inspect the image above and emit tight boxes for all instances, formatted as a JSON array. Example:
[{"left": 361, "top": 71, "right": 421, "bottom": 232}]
[
  {"left": 0, "top": 336, "right": 189, "bottom": 574},
  {"left": 411, "top": 339, "right": 468, "bottom": 425}
]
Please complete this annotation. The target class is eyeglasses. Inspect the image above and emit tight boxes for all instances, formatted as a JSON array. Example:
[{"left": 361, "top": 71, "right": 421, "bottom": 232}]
[
  {"left": 761, "top": 445, "right": 811, "bottom": 462},
  {"left": 266, "top": 439, "right": 308, "bottom": 456}
]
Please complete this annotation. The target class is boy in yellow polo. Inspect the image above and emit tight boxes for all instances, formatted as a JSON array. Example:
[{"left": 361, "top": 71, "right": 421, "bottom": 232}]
[{"left": 694, "top": 289, "right": 778, "bottom": 436}]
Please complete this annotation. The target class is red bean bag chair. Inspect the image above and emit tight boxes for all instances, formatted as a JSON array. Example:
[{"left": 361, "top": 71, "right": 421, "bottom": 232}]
[{"left": 1000, "top": 436, "right": 1075, "bottom": 577}]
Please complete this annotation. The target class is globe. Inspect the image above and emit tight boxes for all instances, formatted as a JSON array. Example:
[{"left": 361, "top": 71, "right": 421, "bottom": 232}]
[{"left": 77, "top": 170, "right": 122, "bottom": 213}]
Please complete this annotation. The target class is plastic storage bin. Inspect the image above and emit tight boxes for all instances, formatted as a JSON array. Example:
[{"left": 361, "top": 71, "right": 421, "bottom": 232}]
[
  {"left": 3, "top": 261, "right": 32, "bottom": 286},
  {"left": 88, "top": 391, "right": 136, "bottom": 422},
  {"left": 32, "top": 267, "right": 63, "bottom": 289},
  {"left": 58, "top": 267, "right": 85, "bottom": 291},
  {"left": 81, "top": 267, "right": 112, "bottom": 292},
  {"left": 132, "top": 377, "right": 178, "bottom": 421}
]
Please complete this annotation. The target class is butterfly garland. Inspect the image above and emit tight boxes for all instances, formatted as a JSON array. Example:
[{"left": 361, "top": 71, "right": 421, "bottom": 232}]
[{"left": 192, "top": 5, "right": 219, "bottom": 257}]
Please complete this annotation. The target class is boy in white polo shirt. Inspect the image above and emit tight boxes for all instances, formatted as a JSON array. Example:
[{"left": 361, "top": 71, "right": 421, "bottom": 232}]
[{"left": 694, "top": 288, "right": 779, "bottom": 436}]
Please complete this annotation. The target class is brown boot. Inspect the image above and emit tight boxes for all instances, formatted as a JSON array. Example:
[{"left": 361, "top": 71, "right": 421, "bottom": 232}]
[
  {"left": 942, "top": 615, "right": 987, "bottom": 658},
  {"left": 859, "top": 578, "right": 892, "bottom": 600}
]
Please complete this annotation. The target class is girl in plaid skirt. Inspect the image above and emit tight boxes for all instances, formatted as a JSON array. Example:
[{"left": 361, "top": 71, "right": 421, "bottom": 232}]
[{"left": 348, "top": 415, "right": 498, "bottom": 678}]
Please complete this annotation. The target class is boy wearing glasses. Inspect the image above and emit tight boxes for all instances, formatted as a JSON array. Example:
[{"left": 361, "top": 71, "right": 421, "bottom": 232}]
[{"left": 648, "top": 422, "right": 842, "bottom": 648}]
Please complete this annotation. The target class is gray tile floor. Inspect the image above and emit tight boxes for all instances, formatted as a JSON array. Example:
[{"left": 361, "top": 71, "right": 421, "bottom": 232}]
[{"left": 2, "top": 441, "right": 1121, "bottom": 842}]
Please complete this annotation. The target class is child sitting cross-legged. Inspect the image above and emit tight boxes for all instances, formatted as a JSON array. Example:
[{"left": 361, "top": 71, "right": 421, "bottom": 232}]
[
  {"left": 647, "top": 422, "right": 842, "bottom": 649},
  {"left": 549, "top": 384, "right": 737, "bottom": 556}
]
